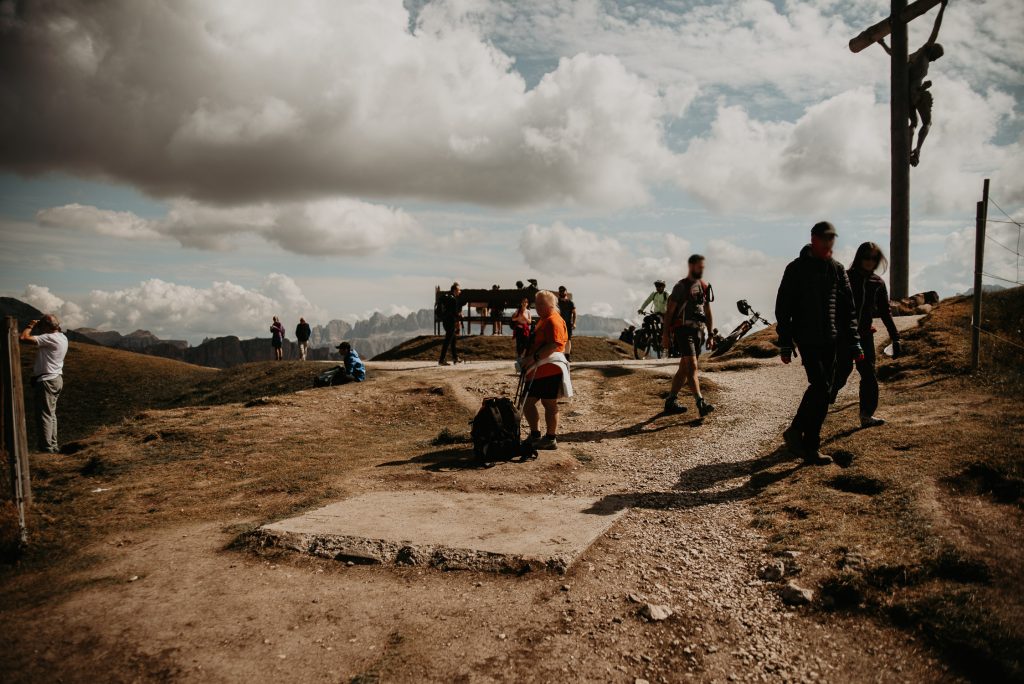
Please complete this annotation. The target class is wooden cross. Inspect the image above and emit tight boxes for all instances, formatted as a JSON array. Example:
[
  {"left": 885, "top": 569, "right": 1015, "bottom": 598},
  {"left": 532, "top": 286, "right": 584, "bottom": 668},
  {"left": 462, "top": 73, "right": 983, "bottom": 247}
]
[{"left": 849, "top": 0, "right": 947, "bottom": 300}]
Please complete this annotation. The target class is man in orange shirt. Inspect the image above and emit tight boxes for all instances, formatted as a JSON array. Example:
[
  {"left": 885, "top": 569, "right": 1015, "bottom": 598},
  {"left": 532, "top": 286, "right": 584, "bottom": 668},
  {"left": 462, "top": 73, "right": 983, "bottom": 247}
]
[{"left": 520, "top": 290, "right": 569, "bottom": 450}]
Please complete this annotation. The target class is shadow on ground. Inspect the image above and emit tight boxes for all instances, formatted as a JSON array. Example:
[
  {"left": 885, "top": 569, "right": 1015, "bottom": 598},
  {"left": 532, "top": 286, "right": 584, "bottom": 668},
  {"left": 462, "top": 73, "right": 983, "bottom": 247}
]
[{"left": 584, "top": 447, "right": 806, "bottom": 514}]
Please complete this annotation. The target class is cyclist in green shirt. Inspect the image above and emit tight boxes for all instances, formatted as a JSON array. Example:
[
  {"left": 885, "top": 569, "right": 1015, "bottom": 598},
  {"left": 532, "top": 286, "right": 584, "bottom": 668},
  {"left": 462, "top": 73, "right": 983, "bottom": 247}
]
[{"left": 638, "top": 280, "right": 668, "bottom": 315}]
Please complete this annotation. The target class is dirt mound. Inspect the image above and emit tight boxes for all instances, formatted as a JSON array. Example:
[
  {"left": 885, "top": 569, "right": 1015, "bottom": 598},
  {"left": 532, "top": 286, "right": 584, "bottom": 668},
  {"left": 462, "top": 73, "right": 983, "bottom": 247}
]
[
  {"left": 705, "top": 324, "right": 780, "bottom": 364},
  {"left": 373, "top": 334, "right": 634, "bottom": 362}
]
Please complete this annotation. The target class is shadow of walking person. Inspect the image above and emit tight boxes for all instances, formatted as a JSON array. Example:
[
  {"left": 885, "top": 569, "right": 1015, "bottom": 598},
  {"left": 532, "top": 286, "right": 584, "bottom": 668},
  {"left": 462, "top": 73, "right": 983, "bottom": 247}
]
[
  {"left": 582, "top": 447, "right": 804, "bottom": 515},
  {"left": 558, "top": 412, "right": 700, "bottom": 444}
]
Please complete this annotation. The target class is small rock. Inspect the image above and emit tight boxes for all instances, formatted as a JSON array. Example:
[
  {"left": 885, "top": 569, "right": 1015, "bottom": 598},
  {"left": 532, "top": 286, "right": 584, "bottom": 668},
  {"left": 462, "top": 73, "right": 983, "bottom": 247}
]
[
  {"left": 627, "top": 593, "right": 645, "bottom": 603},
  {"left": 639, "top": 603, "right": 673, "bottom": 621},
  {"left": 781, "top": 581, "right": 814, "bottom": 606},
  {"left": 128, "top": 575, "right": 139, "bottom": 582},
  {"left": 561, "top": 584, "right": 571, "bottom": 592},
  {"left": 635, "top": 679, "right": 651, "bottom": 684},
  {"left": 498, "top": 633, "right": 507, "bottom": 640},
  {"left": 757, "top": 560, "right": 786, "bottom": 581},
  {"left": 429, "top": 386, "right": 445, "bottom": 395},
  {"left": 244, "top": 396, "right": 271, "bottom": 407}
]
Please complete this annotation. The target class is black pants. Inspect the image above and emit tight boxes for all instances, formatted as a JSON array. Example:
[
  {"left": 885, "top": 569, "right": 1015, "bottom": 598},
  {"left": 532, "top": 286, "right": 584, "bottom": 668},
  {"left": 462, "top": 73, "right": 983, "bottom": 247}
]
[
  {"left": 790, "top": 343, "right": 837, "bottom": 454},
  {"left": 514, "top": 329, "right": 529, "bottom": 358},
  {"left": 832, "top": 333, "right": 878, "bottom": 416},
  {"left": 439, "top": 320, "right": 458, "bottom": 362}
]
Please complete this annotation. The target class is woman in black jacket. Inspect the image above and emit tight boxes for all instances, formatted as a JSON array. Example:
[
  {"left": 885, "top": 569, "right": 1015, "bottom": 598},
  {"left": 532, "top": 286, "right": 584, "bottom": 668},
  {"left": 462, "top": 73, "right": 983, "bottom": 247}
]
[{"left": 832, "top": 242, "right": 901, "bottom": 427}]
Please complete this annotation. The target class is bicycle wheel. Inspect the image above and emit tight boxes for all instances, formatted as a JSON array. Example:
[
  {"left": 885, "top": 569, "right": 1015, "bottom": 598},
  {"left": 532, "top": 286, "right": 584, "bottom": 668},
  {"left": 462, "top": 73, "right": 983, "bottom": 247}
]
[{"left": 633, "top": 330, "right": 651, "bottom": 360}]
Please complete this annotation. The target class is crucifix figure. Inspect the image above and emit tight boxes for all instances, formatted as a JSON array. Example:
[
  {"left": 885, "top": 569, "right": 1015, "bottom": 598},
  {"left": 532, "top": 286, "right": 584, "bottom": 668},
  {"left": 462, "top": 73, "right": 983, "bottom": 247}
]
[
  {"left": 848, "top": 0, "right": 951, "bottom": 300},
  {"left": 877, "top": 0, "right": 947, "bottom": 167}
]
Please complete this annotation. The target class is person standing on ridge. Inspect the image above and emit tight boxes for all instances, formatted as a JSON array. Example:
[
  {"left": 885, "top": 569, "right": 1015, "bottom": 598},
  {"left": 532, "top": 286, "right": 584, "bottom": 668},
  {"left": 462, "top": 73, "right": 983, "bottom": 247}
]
[
  {"left": 270, "top": 316, "right": 285, "bottom": 361},
  {"left": 662, "top": 255, "right": 716, "bottom": 418},
  {"left": 775, "top": 221, "right": 863, "bottom": 465},
  {"left": 438, "top": 282, "right": 462, "bottom": 366},
  {"left": 557, "top": 286, "right": 576, "bottom": 359},
  {"left": 295, "top": 317, "right": 311, "bottom": 361}
]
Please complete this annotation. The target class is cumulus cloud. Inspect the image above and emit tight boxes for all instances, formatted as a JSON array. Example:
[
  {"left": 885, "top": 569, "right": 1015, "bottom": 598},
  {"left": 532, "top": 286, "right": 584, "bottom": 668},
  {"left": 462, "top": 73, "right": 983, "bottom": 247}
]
[
  {"left": 17, "top": 274, "right": 326, "bottom": 342},
  {"left": 916, "top": 220, "right": 1023, "bottom": 295},
  {"left": 0, "top": 0, "right": 673, "bottom": 210},
  {"left": 520, "top": 222, "right": 629, "bottom": 278},
  {"left": 35, "top": 198, "right": 420, "bottom": 256},
  {"left": 19, "top": 284, "right": 86, "bottom": 328},
  {"left": 519, "top": 222, "right": 772, "bottom": 290},
  {"left": 445, "top": 0, "right": 1024, "bottom": 104},
  {"left": 676, "top": 84, "right": 1023, "bottom": 215}
]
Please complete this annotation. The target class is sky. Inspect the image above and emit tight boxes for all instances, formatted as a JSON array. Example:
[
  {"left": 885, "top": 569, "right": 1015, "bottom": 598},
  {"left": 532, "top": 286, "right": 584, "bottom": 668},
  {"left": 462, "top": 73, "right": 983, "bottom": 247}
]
[{"left": 0, "top": 0, "right": 1022, "bottom": 344}]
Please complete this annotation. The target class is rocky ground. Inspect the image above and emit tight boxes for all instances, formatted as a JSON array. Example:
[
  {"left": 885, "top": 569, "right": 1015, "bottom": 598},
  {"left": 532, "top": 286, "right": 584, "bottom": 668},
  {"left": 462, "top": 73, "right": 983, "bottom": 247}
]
[{"left": 0, "top": 314, "right": 1004, "bottom": 682}]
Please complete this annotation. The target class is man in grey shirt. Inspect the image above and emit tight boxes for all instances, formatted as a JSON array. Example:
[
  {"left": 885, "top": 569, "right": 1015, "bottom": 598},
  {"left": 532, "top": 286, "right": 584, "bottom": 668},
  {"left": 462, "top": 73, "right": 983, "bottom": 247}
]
[{"left": 20, "top": 314, "right": 68, "bottom": 453}]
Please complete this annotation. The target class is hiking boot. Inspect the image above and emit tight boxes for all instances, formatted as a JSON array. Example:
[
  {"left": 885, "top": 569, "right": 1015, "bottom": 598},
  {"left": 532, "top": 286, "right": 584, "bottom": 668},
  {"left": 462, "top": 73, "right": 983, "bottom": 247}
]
[
  {"left": 535, "top": 435, "right": 558, "bottom": 450},
  {"left": 802, "top": 451, "right": 833, "bottom": 466},
  {"left": 439, "top": 360, "right": 451, "bottom": 366},
  {"left": 664, "top": 397, "right": 688, "bottom": 414},
  {"left": 782, "top": 427, "right": 805, "bottom": 458},
  {"left": 860, "top": 415, "right": 885, "bottom": 428},
  {"left": 526, "top": 430, "right": 542, "bottom": 444},
  {"left": 697, "top": 398, "right": 715, "bottom": 418}
]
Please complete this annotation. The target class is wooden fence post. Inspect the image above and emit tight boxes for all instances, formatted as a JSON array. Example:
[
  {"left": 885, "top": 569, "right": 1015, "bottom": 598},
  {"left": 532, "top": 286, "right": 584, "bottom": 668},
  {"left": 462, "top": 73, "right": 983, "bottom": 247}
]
[
  {"left": 2, "top": 316, "right": 30, "bottom": 542},
  {"left": 971, "top": 178, "right": 990, "bottom": 370}
]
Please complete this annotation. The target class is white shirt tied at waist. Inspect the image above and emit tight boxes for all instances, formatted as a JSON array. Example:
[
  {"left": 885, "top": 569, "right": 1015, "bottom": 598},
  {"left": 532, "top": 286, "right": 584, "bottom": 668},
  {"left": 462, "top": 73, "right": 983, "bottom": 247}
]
[
  {"left": 32, "top": 332, "right": 68, "bottom": 381},
  {"left": 526, "top": 352, "right": 574, "bottom": 399}
]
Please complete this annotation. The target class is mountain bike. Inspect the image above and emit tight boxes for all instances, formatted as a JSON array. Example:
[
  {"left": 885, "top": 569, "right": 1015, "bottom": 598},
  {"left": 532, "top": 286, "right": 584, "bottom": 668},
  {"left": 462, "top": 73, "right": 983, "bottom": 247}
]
[
  {"left": 633, "top": 311, "right": 665, "bottom": 360},
  {"left": 709, "top": 300, "right": 771, "bottom": 358}
]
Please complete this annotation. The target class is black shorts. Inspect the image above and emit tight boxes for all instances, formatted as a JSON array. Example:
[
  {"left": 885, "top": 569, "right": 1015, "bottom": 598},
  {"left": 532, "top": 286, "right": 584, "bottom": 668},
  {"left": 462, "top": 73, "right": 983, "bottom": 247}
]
[
  {"left": 674, "top": 327, "right": 703, "bottom": 357},
  {"left": 527, "top": 373, "right": 562, "bottom": 400}
]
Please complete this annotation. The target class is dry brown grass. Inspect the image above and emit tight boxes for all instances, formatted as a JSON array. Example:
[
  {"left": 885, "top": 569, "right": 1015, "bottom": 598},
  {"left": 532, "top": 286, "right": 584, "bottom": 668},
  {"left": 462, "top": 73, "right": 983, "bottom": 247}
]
[
  {"left": 373, "top": 334, "right": 634, "bottom": 362},
  {"left": 750, "top": 290, "right": 1024, "bottom": 681}
]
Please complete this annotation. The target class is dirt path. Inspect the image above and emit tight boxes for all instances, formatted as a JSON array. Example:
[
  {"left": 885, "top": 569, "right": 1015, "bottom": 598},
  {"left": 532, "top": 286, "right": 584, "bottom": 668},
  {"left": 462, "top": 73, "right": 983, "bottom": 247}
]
[{"left": 2, "top": 320, "right": 960, "bottom": 682}]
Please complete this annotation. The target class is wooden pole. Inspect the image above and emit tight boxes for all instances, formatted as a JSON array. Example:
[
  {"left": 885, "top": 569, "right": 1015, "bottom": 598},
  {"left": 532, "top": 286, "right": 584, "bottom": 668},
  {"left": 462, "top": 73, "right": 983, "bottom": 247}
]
[
  {"left": 848, "top": 0, "right": 944, "bottom": 53},
  {"left": 971, "top": 179, "right": 990, "bottom": 370},
  {"left": 889, "top": 0, "right": 911, "bottom": 301},
  {"left": 2, "top": 316, "right": 30, "bottom": 542}
]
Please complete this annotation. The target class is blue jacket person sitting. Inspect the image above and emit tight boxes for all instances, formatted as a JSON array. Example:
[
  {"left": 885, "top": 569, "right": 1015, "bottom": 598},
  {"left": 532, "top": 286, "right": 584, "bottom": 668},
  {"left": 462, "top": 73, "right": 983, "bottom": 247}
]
[{"left": 334, "top": 342, "right": 366, "bottom": 384}]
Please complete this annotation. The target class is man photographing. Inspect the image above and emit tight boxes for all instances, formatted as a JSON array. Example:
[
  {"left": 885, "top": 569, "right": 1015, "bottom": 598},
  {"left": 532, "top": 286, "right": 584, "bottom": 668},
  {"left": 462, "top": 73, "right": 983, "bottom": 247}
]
[
  {"left": 775, "top": 222, "right": 862, "bottom": 465},
  {"left": 662, "top": 255, "right": 715, "bottom": 418},
  {"left": 19, "top": 314, "right": 68, "bottom": 453}
]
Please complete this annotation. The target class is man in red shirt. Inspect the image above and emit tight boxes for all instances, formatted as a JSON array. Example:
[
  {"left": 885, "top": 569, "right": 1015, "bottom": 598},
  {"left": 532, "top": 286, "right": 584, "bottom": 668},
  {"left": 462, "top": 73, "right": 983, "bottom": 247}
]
[{"left": 520, "top": 290, "right": 569, "bottom": 450}]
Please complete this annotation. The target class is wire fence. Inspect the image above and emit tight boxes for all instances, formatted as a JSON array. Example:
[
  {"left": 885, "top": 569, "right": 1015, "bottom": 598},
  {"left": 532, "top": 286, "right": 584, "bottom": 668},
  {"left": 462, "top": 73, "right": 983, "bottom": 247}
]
[
  {"left": 984, "top": 194, "right": 1023, "bottom": 288},
  {"left": 974, "top": 192, "right": 1024, "bottom": 362}
]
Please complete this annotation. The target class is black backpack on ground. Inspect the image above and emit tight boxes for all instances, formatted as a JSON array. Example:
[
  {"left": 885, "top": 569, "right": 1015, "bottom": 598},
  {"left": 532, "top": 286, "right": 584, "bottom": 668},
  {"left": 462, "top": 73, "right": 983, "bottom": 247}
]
[
  {"left": 470, "top": 373, "right": 537, "bottom": 462},
  {"left": 314, "top": 365, "right": 344, "bottom": 387}
]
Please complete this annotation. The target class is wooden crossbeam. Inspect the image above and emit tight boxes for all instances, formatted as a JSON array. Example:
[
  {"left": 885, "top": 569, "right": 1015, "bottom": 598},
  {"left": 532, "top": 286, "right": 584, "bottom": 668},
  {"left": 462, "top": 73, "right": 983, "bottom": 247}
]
[{"left": 848, "top": 0, "right": 944, "bottom": 53}]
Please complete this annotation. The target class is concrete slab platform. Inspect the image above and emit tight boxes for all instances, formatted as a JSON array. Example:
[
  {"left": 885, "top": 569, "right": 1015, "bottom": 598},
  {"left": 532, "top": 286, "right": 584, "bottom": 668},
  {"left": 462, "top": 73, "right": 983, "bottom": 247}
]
[{"left": 251, "top": 490, "right": 627, "bottom": 573}]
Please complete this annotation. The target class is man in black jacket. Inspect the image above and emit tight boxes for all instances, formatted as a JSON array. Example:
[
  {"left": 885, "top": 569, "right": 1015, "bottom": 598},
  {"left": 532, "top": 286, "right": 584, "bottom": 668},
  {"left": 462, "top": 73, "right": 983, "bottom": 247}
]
[
  {"left": 438, "top": 282, "right": 462, "bottom": 366},
  {"left": 775, "top": 222, "right": 863, "bottom": 464},
  {"left": 295, "top": 317, "right": 312, "bottom": 361}
]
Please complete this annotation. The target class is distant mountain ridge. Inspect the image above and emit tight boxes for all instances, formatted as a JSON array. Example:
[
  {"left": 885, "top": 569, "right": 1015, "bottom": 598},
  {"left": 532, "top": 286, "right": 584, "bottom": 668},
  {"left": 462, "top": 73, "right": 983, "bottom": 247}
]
[{"left": 0, "top": 298, "right": 628, "bottom": 368}]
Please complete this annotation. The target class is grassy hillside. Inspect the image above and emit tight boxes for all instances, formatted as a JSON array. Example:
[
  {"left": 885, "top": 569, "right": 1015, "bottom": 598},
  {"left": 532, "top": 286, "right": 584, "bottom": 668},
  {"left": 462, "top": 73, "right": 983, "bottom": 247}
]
[
  {"left": 374, "top": 334, "right": 634, "bottom": 362},
  {"left": 17, "top": 343, "right": 335, "bottom": 448}
]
